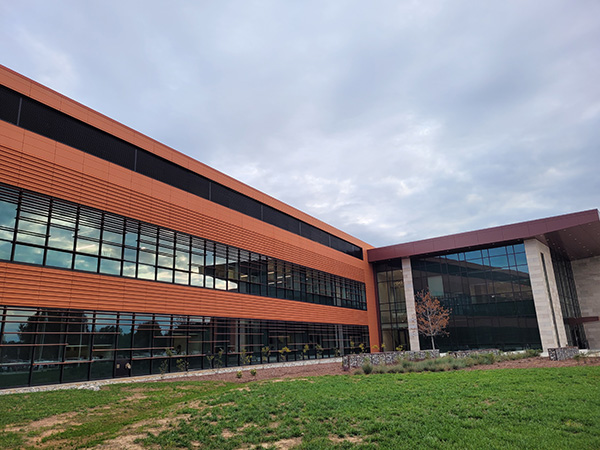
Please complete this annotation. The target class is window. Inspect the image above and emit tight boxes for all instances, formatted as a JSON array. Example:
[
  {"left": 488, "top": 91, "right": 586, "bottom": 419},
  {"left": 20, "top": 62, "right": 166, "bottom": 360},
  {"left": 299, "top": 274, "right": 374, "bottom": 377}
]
[{"left": 0, "top": 183, "right": 367, "bottom": 310}]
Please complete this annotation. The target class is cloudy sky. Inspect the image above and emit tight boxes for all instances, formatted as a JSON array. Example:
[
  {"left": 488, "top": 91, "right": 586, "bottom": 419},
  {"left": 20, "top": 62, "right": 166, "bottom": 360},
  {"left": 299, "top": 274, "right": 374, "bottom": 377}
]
[{"left": 1, "top": 1, "right": 599, "bottom": 247}]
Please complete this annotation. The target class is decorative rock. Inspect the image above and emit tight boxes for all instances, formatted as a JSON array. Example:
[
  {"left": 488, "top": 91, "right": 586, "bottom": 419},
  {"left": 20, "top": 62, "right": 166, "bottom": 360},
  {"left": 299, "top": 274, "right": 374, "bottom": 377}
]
[
  {"left": 548, "top": 347, "right": 579, "bottom": 361},
  {"left": 447, "top": 349, "right": 500, "bottom": 358},
  {"left": 342, "top": 350, "right": 440, "bottom": 371}
]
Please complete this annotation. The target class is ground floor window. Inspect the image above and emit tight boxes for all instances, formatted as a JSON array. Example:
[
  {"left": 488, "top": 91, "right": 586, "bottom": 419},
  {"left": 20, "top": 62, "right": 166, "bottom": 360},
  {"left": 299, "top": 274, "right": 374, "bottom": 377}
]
[{"left": 0, "top": 305, "right": 369, "bottom": 388}]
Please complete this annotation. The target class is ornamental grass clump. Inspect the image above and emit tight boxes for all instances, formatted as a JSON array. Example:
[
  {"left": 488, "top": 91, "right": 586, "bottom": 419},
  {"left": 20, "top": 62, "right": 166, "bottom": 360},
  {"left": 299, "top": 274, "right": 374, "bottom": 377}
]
[
  {"left": 355, "top": 350, "right": 542, "bottom": 375},
  {"left": 372, "top": 365, "right": 387, "bottom": 374},
  {"left": 361, "top": 362, "right": 373, "bottom": 374}
]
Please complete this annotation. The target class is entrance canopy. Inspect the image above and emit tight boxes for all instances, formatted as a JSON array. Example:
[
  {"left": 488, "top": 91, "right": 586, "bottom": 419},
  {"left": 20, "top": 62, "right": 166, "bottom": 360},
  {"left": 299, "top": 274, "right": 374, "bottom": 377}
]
[{"left": 368, "top": 209, "right": 600, "bottom": 262}]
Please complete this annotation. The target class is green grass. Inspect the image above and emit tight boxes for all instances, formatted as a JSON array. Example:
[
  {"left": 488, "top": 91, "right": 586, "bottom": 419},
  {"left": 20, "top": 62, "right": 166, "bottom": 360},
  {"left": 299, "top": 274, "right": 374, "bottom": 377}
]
[{"left": 1, "top": 366, "right": 599, "bottom": 449}]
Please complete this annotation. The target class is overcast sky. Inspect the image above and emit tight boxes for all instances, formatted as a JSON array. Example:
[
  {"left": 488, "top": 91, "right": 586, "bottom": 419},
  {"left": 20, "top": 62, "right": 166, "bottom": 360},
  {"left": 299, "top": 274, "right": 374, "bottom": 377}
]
[{"left": 1, "top": 1, "right": 599, "bottom": 247}]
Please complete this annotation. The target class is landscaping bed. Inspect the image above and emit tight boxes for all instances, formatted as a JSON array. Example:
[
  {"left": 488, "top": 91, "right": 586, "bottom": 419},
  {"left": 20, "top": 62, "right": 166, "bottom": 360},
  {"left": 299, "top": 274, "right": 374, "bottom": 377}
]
[{"left": 164, "top": 355, "right": 600, "bottom": 384}]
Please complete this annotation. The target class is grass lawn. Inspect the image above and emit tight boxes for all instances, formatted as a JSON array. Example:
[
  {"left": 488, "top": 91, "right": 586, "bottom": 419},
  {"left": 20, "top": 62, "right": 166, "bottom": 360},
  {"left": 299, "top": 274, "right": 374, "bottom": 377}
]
[{"left": 1, "top": 366, "right": 599, "bottom": 449}]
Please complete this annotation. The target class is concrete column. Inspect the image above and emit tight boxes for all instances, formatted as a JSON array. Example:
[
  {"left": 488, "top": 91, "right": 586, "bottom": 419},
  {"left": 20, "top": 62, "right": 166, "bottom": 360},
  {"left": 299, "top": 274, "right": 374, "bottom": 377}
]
[
  {"left": 571, "top": 256, "right": 600, "bottom": 349},
  {"left": 402, "top": 257, "right": 420, "bottom": 351},
  {"left": 524, "top": 239, "right": 568, "bottom": 352}
]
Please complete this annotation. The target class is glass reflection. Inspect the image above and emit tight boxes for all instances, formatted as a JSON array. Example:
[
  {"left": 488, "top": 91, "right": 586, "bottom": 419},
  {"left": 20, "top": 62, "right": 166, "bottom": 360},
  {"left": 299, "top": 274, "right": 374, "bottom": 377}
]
[
  {"left": 48, "top": 226, "right": 74, "bottom": 250},
  {"left": 0, "top": 183, "right": 367, "bottom": 311},
  {"left": 407, "top": 243, "right": 541, "bottom": 351}
]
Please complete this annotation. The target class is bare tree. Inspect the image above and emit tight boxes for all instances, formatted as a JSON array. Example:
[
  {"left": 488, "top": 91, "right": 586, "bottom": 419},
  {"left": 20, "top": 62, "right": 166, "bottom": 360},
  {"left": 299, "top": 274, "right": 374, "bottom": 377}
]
[{"left": 415, "top": 290, "right": 451, "bottom": 350}]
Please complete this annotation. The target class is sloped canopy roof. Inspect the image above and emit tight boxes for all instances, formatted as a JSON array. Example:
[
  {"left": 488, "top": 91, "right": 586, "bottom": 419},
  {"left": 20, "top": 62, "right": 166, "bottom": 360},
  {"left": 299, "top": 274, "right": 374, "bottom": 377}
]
[{"left": 368, "top": 209, "right": 600, "bottom": 262}]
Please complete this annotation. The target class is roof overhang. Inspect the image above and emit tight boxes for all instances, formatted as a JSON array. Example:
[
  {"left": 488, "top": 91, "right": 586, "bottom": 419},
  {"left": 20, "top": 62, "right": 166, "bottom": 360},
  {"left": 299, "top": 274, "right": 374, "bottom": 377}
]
[{"left": 368, "top": 209, "right": 600, "bottom": 262}]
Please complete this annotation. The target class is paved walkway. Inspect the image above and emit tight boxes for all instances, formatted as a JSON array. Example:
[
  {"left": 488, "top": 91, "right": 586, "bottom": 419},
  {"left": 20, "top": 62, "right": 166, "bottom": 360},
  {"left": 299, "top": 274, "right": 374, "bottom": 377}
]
[{"left": 0, "top": 357, "right": 342, "bottom": 396}]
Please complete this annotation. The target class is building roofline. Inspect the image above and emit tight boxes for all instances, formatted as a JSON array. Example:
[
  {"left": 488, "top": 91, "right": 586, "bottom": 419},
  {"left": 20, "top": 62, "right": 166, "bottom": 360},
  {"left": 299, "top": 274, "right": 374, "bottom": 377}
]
[
  {"left": 368, "top": 209, "right": 600, "bottom": 262},
  {"left": 0, "top": 64, "right": 370, "bottom": 254}
]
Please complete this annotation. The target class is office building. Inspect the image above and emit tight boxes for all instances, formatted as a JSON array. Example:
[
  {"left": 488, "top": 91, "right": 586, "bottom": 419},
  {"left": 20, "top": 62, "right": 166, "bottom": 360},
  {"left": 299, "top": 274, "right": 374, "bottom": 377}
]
[{"left": 0, "top": 65, "right": 598, "bottom": 387}]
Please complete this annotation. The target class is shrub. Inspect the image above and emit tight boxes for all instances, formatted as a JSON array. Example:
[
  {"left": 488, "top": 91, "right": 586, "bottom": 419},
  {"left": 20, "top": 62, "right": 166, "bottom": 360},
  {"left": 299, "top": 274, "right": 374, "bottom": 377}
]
[
  {"left": 525, "top": 349, "right": 542, "bottom": 358},
  {"left": 362, "top": 362, "right": 373, "bottom": 374},
  {"left": 176, "top": 358, "right": 189, "bottom": 373},
  {"left": 422, "top": 360, "right": 436, "bottom": 371},
  {"left": 250, "top": 368, "right": 257, "bottom": 376},
  {"left": 279, "top": 346, "right": 291, "bottom": 361},
  {"left": 236, "top": 370, "right": 243, "bottom": 379},
  {"left": 472, "top": 354, "right": 487, "bottom": 365},
  {"left": 316, "top": 344, "right": 324, "bottom": 357},
  {"left": 387, "top": 365, "right": 402, "bottom": 374},
  {"left": 240, "top": 348, "right": 252, "bottom": 366},
  {"left": 483, "top": 353, "right": 496, "bottom": 365},
  {"left": 463, "top": 357, "right": 476, "bottom": 367},
  {"left": 373, "top": 365, "right": 387, "bottom": 374},
  {"left": 159, "top": 359, "right": 169, "bottom": 377},
  {"left": 302, "top": 344, "right": 310, "bottom": 359},
  {"left": 215, "top": 349, "right": 224, "bottom": 368},
  {"left": 261, "top": 346, "right": 271, "bottom": 362},
  {"left": 451, "top": 360, "right": 466, "bottom": 370}
]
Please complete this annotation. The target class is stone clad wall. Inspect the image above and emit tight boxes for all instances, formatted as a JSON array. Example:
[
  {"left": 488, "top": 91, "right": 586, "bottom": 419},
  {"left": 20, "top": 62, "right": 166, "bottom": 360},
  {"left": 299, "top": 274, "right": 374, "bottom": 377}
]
[
  {"left": 446, "top": 349, "right": 500, "bottom": 358},
  {"left": 341, "top": 349, "right": 508, "bottom": 370},
  {"left": 571, "top": 256, "right": 600, "bottom": 349},
  {"left": 342, "top": 350, "right": 439, "bottom": 370},
  {"left": 548, "top": 347, "right": 579, "bottom": 361},
  {"left": 524, "top": 239, "right": 568, "bottom": 351}
]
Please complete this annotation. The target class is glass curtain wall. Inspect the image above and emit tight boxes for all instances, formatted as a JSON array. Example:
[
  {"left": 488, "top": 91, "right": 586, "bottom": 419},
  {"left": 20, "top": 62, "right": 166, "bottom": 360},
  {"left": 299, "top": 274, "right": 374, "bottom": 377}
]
[
  {"left": 551, "top": 249, "right": 587, "bottom": 348},
  {"left": 0, "top": 183, "right": 366, "bottom": 310},
  {"left": 374, "top": 261, "right": 409, "bottom": 351},
  {"left": 410, "top": 243, "right": 542, "bottom": 351},
  {"left": 0, "top": 305, "right": 369, "bottom": 388}
]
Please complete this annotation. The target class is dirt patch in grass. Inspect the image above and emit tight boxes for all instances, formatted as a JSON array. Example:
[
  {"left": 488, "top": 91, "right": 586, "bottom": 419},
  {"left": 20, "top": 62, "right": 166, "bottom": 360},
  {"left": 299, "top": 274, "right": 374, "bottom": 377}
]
[
  {"left": 121, "top": 393, "right": 148, "bottom": 402},
  {"left": 221, "top": 428, "right": 235, "bottom": 438},
  {"left": 95, "top": 432, "right": 147, "bottom": 450},
  {"left": 464, "top": 356, "right": 600, "bottom": 371},
  {"left": 329, "top": 434, "right": 363, "bottom": 444},
  {"left": 4, "top": 411, "right": 78, "bottom": 433},
  {"left": 96, "top": 414, "right": 192, "bottom": 449},
  {"left": 238, "top": 437, "right": 302, "bottom": 450},
  {"left": 3, "top": 411, "right": 81, "bottom": 448}
]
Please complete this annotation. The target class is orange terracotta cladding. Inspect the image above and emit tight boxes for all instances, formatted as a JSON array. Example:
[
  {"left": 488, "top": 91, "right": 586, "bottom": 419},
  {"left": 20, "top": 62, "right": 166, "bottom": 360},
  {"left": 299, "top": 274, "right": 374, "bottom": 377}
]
[
  {"left": 0, "top": 262, "right": 369, "bottom": 326},
  {"left": 0, "top": 65, "right": 381, "bottom": 344},
  {"left": 0, "top": 125, "right": 366, "bottom": 281},
  {"left": 0, "top": 64, "right": 366, "bottom": 248}
]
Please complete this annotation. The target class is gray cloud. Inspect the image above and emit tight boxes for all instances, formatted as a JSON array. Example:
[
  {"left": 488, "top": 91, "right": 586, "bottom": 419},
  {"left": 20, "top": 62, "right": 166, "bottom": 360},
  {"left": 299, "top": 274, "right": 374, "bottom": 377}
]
[{"left": 1, "top": 0, "right": 598, "bottom": 247}]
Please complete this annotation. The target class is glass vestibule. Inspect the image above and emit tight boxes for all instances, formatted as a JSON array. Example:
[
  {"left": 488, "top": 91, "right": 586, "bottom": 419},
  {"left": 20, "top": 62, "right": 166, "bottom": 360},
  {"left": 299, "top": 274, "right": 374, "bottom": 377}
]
[
  {"left": 375, "top": 261, "right": 409, "bottom": 351},
  {"left": 410, "top": 243, "right": 541, "bottom": 351},
  {"left": 374, "top": 243, "right": 543, "bottom": 353}
]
